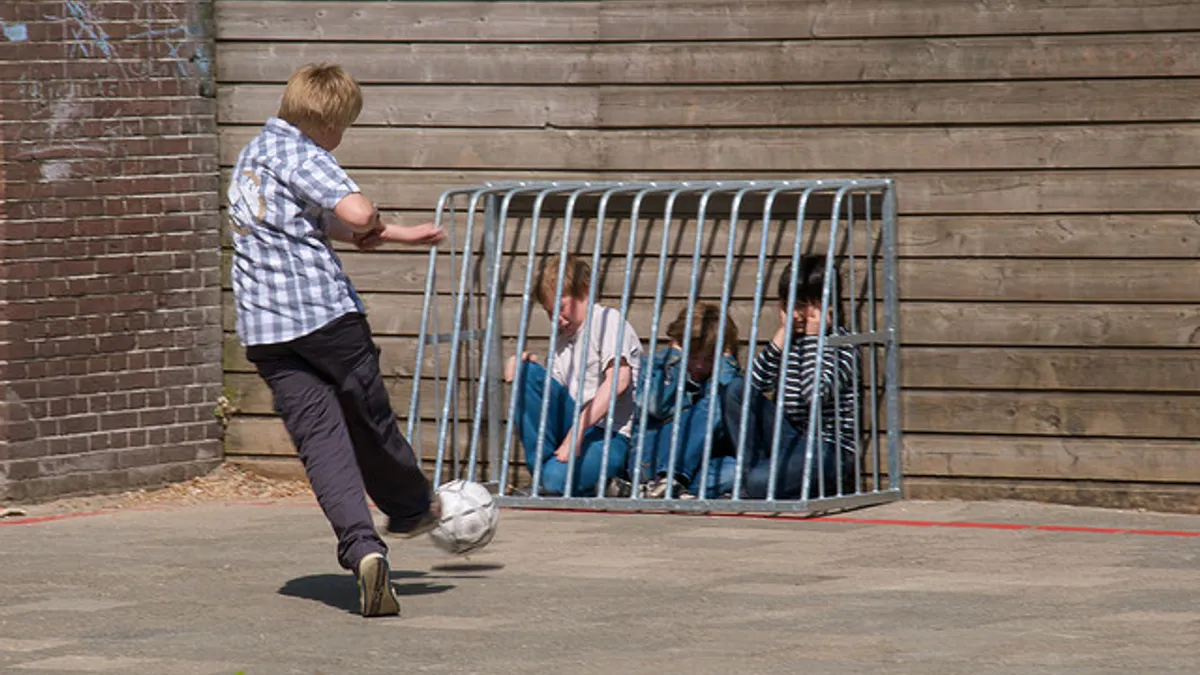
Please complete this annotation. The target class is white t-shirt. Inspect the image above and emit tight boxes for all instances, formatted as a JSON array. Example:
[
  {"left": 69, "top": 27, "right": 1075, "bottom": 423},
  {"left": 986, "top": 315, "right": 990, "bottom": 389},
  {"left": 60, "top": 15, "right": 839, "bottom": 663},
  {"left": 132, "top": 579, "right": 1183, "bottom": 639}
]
[{"left": 550, "top": 305, "right": 643, "bottom": 438}]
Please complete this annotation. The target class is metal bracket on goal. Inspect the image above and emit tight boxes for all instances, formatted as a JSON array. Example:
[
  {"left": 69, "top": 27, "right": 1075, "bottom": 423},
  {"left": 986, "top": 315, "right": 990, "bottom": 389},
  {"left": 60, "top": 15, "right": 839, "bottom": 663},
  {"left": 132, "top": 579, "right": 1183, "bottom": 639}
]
[{"left": 409, "top": 180, "right": 902, "bottom": 516}]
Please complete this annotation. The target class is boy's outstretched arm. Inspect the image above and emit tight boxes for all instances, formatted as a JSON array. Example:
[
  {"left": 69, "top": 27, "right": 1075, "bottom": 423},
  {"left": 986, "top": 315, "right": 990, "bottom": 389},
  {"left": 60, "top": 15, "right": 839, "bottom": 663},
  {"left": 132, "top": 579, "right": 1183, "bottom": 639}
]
[{"left": 554, "top": 359, "right": 633, "bottom": 463}]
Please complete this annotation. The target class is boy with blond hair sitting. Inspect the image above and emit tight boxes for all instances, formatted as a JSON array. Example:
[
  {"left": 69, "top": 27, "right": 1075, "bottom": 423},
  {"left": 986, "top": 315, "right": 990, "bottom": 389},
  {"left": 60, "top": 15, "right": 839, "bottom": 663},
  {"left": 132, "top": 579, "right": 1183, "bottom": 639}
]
[{"left": 505, "top": 255, "right": 643, "bottom": 497}]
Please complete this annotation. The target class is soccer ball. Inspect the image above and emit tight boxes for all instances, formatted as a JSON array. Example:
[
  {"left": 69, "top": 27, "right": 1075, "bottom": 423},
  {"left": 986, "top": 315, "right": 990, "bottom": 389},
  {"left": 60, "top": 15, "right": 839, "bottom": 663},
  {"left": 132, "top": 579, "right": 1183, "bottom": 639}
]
[{"left": 428, "top": 480, "right": 499, "bottom": 556}]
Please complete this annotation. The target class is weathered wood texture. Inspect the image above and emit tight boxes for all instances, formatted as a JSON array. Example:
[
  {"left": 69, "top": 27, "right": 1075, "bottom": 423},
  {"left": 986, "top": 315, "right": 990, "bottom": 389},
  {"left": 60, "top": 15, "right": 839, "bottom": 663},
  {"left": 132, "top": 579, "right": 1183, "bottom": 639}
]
[
  {"left": 215, "top": 0, "right": 1200, "bottom": 504},
  {"left": 216, "top": 1, "right": 1200, "bottom": 41}
]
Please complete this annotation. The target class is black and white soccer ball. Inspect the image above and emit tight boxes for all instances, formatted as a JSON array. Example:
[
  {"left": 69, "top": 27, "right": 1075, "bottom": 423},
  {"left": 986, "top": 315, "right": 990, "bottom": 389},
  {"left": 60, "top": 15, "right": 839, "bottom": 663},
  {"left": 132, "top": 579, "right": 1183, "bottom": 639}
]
[{"left": 428, "top": 480, "right": 499, "bottom": 556}]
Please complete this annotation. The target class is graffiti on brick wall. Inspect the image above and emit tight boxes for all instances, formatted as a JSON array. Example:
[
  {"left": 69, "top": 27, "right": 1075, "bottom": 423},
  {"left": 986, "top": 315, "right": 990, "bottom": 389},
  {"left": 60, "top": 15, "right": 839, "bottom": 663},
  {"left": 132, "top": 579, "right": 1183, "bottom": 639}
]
[
  {"left": 9, "top": 1, "right": 214, "bottom": 179},
  {"left": 38, "top": 0, "right": 212, "bottom": 81},
  {"left": 1, "top": 21, "right": 28, "bottom": 41},
  {"left": 54, "top": 0, "right": 118, "bottom": 61}
]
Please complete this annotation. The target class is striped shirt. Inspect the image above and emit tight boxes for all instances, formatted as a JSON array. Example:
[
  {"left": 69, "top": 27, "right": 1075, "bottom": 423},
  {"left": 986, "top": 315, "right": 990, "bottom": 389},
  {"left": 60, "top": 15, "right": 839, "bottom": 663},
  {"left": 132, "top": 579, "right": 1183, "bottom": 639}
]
[
  {"left": 227, "top": 117, "right": 364, "bottom": 346},
  {"left": 749, "top": 328, "right": 860, "bottom": 456}
]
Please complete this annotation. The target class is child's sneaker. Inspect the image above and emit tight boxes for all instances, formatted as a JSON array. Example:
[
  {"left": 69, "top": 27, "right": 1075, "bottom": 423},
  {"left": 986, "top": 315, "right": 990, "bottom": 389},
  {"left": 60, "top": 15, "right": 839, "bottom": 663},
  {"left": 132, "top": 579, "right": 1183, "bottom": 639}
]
[
  {"left": 384, "top": 491, "right": 443, "bottom": 539},
  {"left": 645, "top": 476, "right": 689, "bottom": 499},
  {"left": 356, "top": 552, "right": 400, "bottom": 617},
  {"left": 605, "top": 477, "right": 633, "bottom": 498}
]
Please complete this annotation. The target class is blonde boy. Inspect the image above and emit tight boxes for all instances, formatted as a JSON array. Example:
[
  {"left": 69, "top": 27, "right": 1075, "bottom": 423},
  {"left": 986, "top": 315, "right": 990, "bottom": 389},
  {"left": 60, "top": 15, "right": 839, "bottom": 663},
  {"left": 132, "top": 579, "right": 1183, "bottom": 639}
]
[{"left": 228, "top": 64, "right": 443, "bottom": 617}]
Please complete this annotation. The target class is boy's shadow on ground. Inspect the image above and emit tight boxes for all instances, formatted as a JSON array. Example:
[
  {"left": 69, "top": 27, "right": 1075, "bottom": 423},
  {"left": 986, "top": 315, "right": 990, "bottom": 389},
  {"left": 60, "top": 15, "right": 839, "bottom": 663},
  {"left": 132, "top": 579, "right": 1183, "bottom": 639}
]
[{"left": 278, "top": 563, "right": 505, "bottom": 614}]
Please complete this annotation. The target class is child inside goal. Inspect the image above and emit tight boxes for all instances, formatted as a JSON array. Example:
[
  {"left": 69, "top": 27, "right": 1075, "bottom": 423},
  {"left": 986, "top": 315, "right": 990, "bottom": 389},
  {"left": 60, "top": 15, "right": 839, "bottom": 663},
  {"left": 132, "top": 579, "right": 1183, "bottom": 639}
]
[
  {"left": 724, "top": 255, "right": 861, "bottom": 499},
  {"left": 505, "top": 255, "right": 643, "bottom": 497},
  {"left": 625, "top": 303, "right": 743, "bottom": 499}
]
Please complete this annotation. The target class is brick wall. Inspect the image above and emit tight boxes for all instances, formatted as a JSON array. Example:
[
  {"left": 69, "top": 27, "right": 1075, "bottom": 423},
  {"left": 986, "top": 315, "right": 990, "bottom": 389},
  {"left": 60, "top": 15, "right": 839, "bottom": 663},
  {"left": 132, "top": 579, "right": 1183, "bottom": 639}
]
[{"left": 0, "top": 1, "right": 222, "bottom": 502}]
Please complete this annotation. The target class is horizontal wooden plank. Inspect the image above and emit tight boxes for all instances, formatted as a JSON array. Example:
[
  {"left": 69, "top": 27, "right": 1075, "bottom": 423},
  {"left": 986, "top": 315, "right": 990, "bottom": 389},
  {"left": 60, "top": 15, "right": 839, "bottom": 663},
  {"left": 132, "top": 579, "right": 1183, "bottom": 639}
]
[
  {"left": 901, "top": 348, "right": 1200, "bottom": 392},
  {"left": 215, "top": 34, "right": 1200, "bottom": 84},
  {"left": 222, "top": 292, "right": 1200, "bottom": 347},
  {"left": 220, "top": 210, "right": 1200, "bottom": 259},
  {"left": 216, "top": 0, "right": 600, "bottom": 42},
  {"left": 596, "top": 79, "right": 1200, "bottom": 127},
  {"left": 215, "top": 1, "right": 1200, "bottom": 42},
  {"left": 217, "top": 80, "right": 1200, "bottom": 127},
  {"left": 219, "top": 125, "right": 1200, "bottom": 171},
  {"left": 901, "top": 476, "right": 1200, "bottom": 513},
  {"left": 903, "top": 391, "right": 1200, "bottom": 438},
  {"left": 904, "top": 303, "right": 1200, "bottom": 348},
  {"left": 225, "top": 416, "right": 467, "bottom": 464},
  {"left": 903, "top": 434, "right": 1200, "bottom": 482},
  {"left": 217, "top": 84, "right": 598, "bottom": 128},
  {"left": 216, "top": 167, "right": 1200, "bottom": 215},
  {"left": 225, "top": 372, "right": 479, "bottom": 419},
  {"left": 893, "top": 214, "right": 1200, "bottom": 258},
  {"left": 900, "top": 260, "right": 1200, "bottom": 303},
  {"left": 225, "top": 332, "right": 1200, "bottom": 393},
  {"left": 224, "top": 250, "right": 1200, "bottom": 303}
]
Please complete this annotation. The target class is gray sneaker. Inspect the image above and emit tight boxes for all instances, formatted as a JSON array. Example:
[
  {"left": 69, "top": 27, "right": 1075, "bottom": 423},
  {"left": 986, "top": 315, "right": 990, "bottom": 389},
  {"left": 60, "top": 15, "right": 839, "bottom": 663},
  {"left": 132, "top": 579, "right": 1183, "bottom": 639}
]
[
  {"left": 645, "top": 476, "right": 688, "bottom": 499},
  {"left": 384, "top": 491, "right": 444, "bottom": 539},
  {"left": 605, "top": 477, "right": 633, "bottom": 498},
  {"left": 356, "top": 552, "right": 400, "bottom": 617}
]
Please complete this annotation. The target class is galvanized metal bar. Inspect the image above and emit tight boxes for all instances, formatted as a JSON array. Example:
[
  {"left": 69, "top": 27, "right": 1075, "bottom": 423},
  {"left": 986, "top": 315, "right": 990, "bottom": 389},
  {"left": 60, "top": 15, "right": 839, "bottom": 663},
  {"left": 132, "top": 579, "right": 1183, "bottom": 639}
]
[
  {"left": 767, "top": 186, "right": 820, "bottom": 502},
  {"left": 630, "top": 183, "right": 715, "bottom": 499},
  {"left": 466, "top": 192, "right": 512, "bottom": 484},
  {"left": 664, "top": 184, "right": 726, "bottom": 500},
  {"left": 697, "top": 184, "right": 764, "bottom": 499},
  {"left": 595, "top": 184, "right": 657, "bottom": 496},
  {"left": 866, "top": 191, "right": 881, "bottom": 492},
  {"left": 728, "top": 184, "right": 799, "bottom": 501},
  {"left": 530, "top": 183, "right": 599, "bottom": 497},
  {"left": 499, "top": 182, "right": 596, "bottom": 497},
  {"left": 799, "top": 184, "right": 854, "bottom": 503},
  {"left": 847, "top": 189, "right": 862, "bottom": 494},
  {"left": 409, "top": 189, "right": 472, "bottom": 441},
  {"left": 562, "top": 184, "right": 632, "bottom": 498},
  {"left": 883, "top": 181, "right": 903, "bottom": 490},
  {"left": 497, "top": 488, "right": 900, "bottom": 514},
  {"left": 434, "top": 188, "right": 492, "bottom": 487}
]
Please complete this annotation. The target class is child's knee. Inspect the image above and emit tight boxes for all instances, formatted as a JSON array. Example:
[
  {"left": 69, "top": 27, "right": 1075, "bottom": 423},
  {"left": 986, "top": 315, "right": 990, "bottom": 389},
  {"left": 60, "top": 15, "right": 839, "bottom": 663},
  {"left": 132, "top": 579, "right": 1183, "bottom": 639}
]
[{"left": 537, "top": 461, "right": 568, "bottom": 495}]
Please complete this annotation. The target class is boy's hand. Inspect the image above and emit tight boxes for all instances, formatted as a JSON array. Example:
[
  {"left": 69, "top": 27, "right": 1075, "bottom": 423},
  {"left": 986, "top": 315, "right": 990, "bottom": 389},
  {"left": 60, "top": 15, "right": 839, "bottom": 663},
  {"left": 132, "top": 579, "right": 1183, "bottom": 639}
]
[
  {"left": 503, "top": 352, "right": 538, "bottom": 383},
  {"left": 554, "top": 432, "right": 581, "bottom": 463}
]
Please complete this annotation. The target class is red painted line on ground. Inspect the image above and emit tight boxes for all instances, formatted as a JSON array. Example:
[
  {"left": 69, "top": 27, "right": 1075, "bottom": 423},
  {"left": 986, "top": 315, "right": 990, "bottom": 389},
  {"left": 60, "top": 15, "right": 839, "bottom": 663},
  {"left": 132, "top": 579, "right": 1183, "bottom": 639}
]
[
  {"left": 1032, "top": 525, "right": 1126, "bottom": 535},
  {"left": 0, "top": 510, "right": 112, "bottom": 527}
]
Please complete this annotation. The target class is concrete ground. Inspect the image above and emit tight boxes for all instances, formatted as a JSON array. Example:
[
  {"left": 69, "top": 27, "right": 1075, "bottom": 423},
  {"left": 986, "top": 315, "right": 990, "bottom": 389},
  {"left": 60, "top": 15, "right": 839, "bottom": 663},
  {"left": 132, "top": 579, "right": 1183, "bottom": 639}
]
[{"left": 0, "top": 498, "right": 1197, "bottom": 675}]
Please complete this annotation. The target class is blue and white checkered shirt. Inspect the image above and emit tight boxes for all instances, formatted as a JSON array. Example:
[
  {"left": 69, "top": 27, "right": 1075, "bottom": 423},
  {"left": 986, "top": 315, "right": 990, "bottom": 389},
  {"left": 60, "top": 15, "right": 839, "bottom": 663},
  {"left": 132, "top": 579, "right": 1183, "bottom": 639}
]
[{"left": 227, "top": 117, "right": 365, "bottom": 346}]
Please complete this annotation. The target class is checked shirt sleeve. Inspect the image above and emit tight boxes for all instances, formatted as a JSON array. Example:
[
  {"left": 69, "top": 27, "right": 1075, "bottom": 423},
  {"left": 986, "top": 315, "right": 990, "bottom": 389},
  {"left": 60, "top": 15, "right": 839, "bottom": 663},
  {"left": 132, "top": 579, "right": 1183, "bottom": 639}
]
[{"left": 290, "top": 151, "right": 361, "bottom": 211}]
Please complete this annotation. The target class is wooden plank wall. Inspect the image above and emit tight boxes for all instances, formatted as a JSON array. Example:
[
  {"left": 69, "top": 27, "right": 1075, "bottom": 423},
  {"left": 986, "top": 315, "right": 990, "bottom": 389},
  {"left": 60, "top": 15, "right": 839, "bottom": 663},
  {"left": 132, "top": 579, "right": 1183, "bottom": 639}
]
[{"left": 214, "top": 0, "right": 1200, "bottom": 510}]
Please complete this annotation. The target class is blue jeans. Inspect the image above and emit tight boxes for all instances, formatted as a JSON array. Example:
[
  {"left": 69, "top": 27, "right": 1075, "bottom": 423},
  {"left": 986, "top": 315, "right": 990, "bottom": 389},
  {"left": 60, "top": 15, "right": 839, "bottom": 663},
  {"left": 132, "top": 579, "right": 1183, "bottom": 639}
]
[
  {"left": 695, "top": 455, "right": 737, "bottom": 499},
  {"left": 628, "top": 394, "right": 716, "bottom": 486},
  {"left": 515, "top": 361, "right": 629, "bottom": 497},
  {"left": 722, "top": 378, "right": 850, "bottom": 499}
]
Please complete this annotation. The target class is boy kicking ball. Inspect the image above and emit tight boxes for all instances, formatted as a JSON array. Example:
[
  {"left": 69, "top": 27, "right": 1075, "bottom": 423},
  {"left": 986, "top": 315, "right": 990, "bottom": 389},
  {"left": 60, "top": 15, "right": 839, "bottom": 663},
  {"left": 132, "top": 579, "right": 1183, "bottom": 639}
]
[{"left": 227, "top": 63, "right": 444, "bottom": 617}]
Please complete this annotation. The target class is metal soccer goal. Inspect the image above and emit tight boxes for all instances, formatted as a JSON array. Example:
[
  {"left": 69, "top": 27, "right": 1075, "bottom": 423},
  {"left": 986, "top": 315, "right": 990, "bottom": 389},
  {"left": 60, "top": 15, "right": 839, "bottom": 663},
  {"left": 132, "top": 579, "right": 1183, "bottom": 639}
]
[{"left": 406, "top": 180, "right": 900, "bottom": 515}]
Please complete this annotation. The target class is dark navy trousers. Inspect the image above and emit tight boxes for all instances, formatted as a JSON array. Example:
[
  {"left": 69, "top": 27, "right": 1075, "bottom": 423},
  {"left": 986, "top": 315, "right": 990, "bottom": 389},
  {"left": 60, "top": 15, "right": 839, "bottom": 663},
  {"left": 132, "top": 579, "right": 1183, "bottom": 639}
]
[{"left": 246, "top": 312, "right": 431, "bottom": 570}]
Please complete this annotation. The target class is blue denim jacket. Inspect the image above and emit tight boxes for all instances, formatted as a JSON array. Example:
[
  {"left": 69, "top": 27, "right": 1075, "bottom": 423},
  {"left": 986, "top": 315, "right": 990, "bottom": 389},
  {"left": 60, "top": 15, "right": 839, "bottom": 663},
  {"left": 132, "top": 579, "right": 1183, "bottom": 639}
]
[{"left": 641, "top": 347, "right": 741, "bottom": 423}]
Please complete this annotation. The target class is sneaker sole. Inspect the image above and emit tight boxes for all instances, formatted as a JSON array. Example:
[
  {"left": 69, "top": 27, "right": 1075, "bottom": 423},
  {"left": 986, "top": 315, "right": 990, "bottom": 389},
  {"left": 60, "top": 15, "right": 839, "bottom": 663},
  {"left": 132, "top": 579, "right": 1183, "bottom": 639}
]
[{"left": 358, "top": 554, "right": 400, "bottom": 617}]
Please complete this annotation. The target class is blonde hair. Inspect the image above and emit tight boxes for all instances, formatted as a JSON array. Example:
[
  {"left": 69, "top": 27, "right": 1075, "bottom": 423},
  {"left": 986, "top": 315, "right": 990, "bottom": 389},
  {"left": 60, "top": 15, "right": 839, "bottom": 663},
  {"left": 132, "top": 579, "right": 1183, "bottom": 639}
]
[
  {"left": 666, "top": 303, "right": 740, "bottom": 362},
  {"left": 535, "top": 254, "right": 593, "bottom": 307},
  {"left": 277, "top": 63, "right": 363, "bottom": 136}
]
